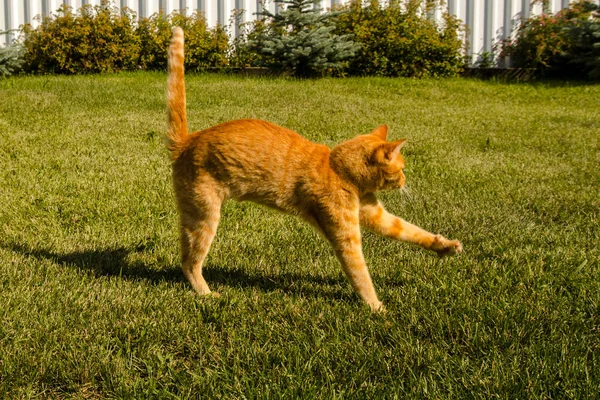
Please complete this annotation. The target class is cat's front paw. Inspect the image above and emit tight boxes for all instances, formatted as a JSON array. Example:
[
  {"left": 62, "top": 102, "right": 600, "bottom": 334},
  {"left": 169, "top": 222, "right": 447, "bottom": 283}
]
[
  {"left": 369, "top": 301, "right": 386, "bottom": 313},
  {"left": 432, "top": 235, "right": 463, "bottom": 257}
]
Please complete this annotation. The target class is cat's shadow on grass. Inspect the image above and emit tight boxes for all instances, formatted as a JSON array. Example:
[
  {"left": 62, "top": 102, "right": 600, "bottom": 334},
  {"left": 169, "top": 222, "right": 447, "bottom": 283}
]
[{"left": 4, "top": 241, "right": 350, "bottom": 301}]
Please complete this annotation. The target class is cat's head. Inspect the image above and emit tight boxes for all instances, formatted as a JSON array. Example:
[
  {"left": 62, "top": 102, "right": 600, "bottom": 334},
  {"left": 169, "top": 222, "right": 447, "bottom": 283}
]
[{"left": 330, "top": 125, "right": 407, "bottom": 193}]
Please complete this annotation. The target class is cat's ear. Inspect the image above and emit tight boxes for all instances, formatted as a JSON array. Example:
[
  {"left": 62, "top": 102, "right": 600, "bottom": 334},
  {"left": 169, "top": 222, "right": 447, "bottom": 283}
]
[
  {"left": 385, "top": 139, "right": 407, "bottom": 161},
  {"left": 390, "top": 139, "right": 406, "bottom": 156},
  {"left": 372, "top": 139, "right": 407, "bottom": 164},
  {"left": 369, "top": 124, "right": 388, "bottom": 141}
]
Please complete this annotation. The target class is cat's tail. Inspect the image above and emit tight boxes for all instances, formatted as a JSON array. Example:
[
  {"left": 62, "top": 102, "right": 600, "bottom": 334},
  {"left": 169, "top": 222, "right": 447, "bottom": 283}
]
[{"left": 166, "top": 27, "right": 190, "bottom": 160}]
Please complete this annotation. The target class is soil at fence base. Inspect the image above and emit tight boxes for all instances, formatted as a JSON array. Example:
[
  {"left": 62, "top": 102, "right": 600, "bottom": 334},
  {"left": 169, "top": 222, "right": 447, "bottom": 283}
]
[
  {"left": 461, "top": 67, "right": 538, "bottom": 81},
  {"left": 203, "top": 67, "right": 272, "bottom": 76},
  {"left": 208, "top": 66, "right": 540, "bottom": 80},
  {"left": 203, "top": 66, "right": 550, "bottom": 80}
]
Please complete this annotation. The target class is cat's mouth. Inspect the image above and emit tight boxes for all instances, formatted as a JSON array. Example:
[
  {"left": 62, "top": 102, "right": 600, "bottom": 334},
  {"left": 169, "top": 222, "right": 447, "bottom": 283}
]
[
  {"left": 382, "top": 181, "right": 404, "bottom": 191},
  {"left": 383, "top": 175, "right": 405, "bottom": 190}
]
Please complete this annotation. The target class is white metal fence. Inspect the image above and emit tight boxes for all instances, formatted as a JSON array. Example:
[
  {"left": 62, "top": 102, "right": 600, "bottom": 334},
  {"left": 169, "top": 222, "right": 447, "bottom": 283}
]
[{"left": 2, "top": 0, "right": 599, "bottom": 64}]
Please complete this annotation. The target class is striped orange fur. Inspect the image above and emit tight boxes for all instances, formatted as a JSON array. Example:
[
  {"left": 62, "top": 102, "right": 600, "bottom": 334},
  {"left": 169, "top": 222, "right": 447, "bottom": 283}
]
[{"left": 166, "top": 27, "right": 462, "bottom": 312}]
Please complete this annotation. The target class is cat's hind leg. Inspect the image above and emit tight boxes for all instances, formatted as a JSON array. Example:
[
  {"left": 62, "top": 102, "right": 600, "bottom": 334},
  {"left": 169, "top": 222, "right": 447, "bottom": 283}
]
[{"left": 178, "top": 195, "right": 222, "bottom": 296}]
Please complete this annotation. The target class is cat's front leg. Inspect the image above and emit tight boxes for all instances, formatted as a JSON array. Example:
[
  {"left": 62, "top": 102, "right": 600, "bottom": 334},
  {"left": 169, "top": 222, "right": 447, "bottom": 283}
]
[
  {"left": 359, "top": 193, "right": 462, "bottom": 256},
  {"left": 388, "top": 218, "right": 463, "bottom": 257},
  {"left": 334, "top": 244, "right": 383, "bottom": 312},
  {"left": 314, "top": 208, "right": 384, "bottom": 312}
]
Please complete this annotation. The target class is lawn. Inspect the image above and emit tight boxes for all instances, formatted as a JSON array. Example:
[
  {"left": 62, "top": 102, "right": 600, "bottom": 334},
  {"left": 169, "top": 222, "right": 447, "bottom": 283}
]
[{"left": 1, "top": 73, "right": 598, "bottom": 398}]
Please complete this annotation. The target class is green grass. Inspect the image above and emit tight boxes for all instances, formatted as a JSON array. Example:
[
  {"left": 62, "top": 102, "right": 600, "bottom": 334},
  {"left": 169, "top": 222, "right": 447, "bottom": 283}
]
[{"left": 1, "top": 73, "right": 599, "bottom": 398}]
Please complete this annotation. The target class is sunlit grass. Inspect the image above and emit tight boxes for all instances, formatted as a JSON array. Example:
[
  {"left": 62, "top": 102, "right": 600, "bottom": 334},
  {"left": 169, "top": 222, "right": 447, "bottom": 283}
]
[{"left": 1, "top": 73, "right": 598, "bottom": 398}]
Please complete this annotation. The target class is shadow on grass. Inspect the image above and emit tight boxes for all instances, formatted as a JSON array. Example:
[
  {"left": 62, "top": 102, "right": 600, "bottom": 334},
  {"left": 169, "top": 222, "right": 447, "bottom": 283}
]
[
  {"left": 3, "top": 241, "right": 351, "bottom": 301},
  {"left": 4, "top": 241, "right": 184, "bottom": 284},
  {"left": 204, "top": 264, "right": 351, "bottom": 301}
]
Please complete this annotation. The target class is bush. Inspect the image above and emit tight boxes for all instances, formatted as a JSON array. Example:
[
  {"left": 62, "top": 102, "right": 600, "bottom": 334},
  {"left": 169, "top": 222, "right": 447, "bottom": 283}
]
[
  {"left": 563, "top": 7, "right": 600, "bottom": 79},
  {"left": 136, "top": 11, "right": 229, "bottom": 71},
  {"left": 332, "top": 0, "right": 465, "bottom": 78},
  {"left": 17, "top": 0, "right": 466, "bottom": 78},
  {"left": 500, "top": 0, "right": 600, "bottom": 78},
  {"left": 0, "top": 32, "right": 24, "bottom": 77},
  {"left": 134, "top": 12, "right": 171, "bottom": 71},
  {"left": 228, "top": 19, "right": 265, "bottom": 69},
  {"left": 22, "top": 3, "right": 140, "bottom": 74},
  {"left": 246, "top": 0, "right": 359, "bottom": 77},
  {"left": 21, "top": 1, "right": 229, "bottom": 74}
]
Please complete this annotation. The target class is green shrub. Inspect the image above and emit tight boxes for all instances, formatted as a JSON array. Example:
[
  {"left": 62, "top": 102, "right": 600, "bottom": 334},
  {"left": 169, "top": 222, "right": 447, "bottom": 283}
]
[
  {"left": 22, "top": 3, "right": 140, "bottom": 74},
  {"left": 332, "top": 0, "right": 465, "bottom": 78},
  {"left": 18, "top": 0, "right": 466, "bottom": 77},
  {"left": 229, "top": 17, "right": 273, "bottom": 69},
  {"left": 500, "top": 0, "right": 600, "bottom": 78},
  {"left": 563, "top": 7, "right": 600, "bottom": 79},
  {"left": 182, "top": 13, "right": 230, "bottom": 71},
  {"left": 0, "top": 32, "right": 24, "bottom": 77},
  {"left": 21, "top": 1, "right": 229, "bottom": 74},
  {"left": 136, "top": 11, "right": 229, "bottom": 72},
  {"left": 135, "top": 12, "right": 171, "bottom": 71},
  {"left": 246, "top": 0, "right": 359, "bottom": 77}
]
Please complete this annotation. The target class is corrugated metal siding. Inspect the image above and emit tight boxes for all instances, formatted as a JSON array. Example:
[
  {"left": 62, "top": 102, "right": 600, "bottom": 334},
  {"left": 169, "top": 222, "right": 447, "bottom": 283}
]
[{"left": 2, "top": 0, "right": 599, "bottom": 64}]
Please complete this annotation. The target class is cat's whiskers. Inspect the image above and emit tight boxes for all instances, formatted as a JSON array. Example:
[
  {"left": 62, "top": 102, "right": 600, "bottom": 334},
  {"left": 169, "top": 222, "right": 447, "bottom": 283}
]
[{"left": 400, "top": 185, "right": 415, "bottom": 204}]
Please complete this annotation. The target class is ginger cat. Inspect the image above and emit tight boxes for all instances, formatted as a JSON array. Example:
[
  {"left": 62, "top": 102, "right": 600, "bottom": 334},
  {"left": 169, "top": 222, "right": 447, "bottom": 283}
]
[{"left": 166, "top": 27, "right": 462, "bottom": 312}]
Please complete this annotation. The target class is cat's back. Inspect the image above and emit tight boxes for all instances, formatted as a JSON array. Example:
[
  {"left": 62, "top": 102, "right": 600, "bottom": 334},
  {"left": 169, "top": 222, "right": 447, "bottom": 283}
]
[
  {"left": 176, "top": 119, "right": 332, "bottom": 206},
  {"left": 195, "top": 119, "right": 309, "bottom": 150},
  {"left": 184, "top": 119, "right": 319, "bottom": 165}
]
